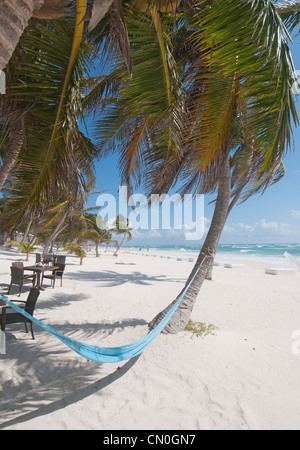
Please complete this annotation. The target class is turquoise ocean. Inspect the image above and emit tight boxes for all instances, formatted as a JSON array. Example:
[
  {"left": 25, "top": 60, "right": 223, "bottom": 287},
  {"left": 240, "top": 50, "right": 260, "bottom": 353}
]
[{"left": 125, "top": 243, "right": 300, "bottom": 265}]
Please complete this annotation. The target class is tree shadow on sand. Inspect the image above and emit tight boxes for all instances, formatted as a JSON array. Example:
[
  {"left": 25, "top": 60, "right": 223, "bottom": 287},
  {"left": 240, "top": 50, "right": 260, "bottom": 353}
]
[
  {"left": 66, "top": 270, "right": 186, "bottom": 288},
  {"left": 0, "top": 317, "right": 144, "bottom": 429}
]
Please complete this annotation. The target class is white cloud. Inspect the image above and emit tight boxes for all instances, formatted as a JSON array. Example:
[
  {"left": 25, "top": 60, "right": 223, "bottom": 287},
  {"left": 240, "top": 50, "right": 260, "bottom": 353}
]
[
  {"left": 129, "top": 216, "right": 300, "bottom": 245},
  {"left": 223, "top": 219, "right": 298, "bottom": 241},
  {"left": 291, "top": 209, "right": 300, "bottom": 219},
  {"left": 131, "top": 229, "right": 162, "bottom": 240},
  {"left": 237, "top": 222, "right": 256, "bottom": 233}
]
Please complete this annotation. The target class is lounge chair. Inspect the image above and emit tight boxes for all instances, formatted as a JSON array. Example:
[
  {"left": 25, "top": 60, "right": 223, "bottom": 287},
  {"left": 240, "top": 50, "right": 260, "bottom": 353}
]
[
  {"left": 224, "top": 262, "right": 246, "bottom": 268},
  {"left": 0, "top": 287, "right": 40, "bottom": 339},
  {"left": 8, "top": 264, "right": 36, "bottom": 296},
  {"left": 265, "top": 267, "right": 297, "bottom": 275},
  {"left": 265, "top": 252, "right": 299, "bottom": 275}
]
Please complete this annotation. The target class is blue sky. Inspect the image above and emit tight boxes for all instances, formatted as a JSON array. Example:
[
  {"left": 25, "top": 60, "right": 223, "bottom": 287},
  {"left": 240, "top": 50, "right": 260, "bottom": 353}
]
[{"left": 88, "top": 33, "right": 300, "bottom": 247}]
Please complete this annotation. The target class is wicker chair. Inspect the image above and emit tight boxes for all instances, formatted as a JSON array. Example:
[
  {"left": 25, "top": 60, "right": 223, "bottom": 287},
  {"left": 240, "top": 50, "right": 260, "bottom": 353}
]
[
  {"left": 35, "top": 253, "right": 42, "bottom": 263},
  {"left": 0, "top": 287, "right": 40, "bottom": 339},
  {"left": 56, "top": 255, "right": 66, "bottom": 264},
  {"left": 8, "top": 265, "right": 36, "bottom": 296},
  {"left": 42, "top": 262, "right": 65, "bottom": 288},
  {"left": 43, "top": 253, "right": 53, "bottom": 264}
]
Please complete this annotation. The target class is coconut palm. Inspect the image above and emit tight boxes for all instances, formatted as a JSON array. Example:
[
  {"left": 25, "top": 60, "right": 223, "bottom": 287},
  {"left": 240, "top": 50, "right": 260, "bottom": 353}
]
[
  {"left": 90, "top": 0, "right": 299, "bottom": 333},
  {"left": 0, "top": 7, "right": 98, "bottom": 239},
  {"left": 110, "top": 215, "right": 133, "bottom": 255},
  {"left": 0, "top": 0, "right": 174, "bottom": 194},
  {"left": 0, "top": 0, "right": 183, "bottom": 71},
  {"left": 81, "top": 213, "right": 118, "bottom": 256},
  {"left": 7, "top": 240, "right": 37, "bottom": 261},
  {"left": 149, "top": 0, "right": 299, "bottom": 332},
  {"left": 63, "top": 242, "right": 86, "bottom": 264}
]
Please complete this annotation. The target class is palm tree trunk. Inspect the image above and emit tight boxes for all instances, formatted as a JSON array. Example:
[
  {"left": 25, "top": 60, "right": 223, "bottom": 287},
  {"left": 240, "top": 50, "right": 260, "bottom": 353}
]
[
  {"left": 0, "top": 122, "right": 24, "bottom": 191},
  {"left": 43, "top": 209, "right": 68, "bottom": 256},
  {"left": 0, "top": 230, "right": 7, "bottom": 245},
  {"left": 205, "top": 169, "right": 251, "bottom": 280},
  {"left": 21, "top": 218, "right": 33, "bottom": 243},
  {"left": 0, "top": 0, "right": 43, "bottom": 70},
  {"left": 0, "top": 0, "right": 71, "bottom": 70},
  {"left": 114, "top": 231, "right": 127, "bottom": 255},
  {"left": 149, "top": 155, "right": 232, "bottom": 334}
]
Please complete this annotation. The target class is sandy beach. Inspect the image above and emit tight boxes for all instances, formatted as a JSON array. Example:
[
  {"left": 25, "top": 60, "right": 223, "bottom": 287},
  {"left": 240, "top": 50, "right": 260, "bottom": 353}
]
[{"left": 0, "top": 245, "right": 299, "bottom": 430}]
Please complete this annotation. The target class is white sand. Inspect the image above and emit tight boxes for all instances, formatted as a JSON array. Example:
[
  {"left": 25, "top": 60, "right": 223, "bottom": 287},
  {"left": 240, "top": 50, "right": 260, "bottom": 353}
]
[{"left": 0, "top": 246, "right": 300, "bottom": 430}]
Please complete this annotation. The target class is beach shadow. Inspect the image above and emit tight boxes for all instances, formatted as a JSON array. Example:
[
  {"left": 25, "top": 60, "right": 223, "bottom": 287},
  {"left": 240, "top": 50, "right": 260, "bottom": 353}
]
[
  {"left": 0, "top": 353, "right": 141, "bottom": 430},
  {"left": 36, "top": 292, "right": 91, "bottom": 312},
  {"left": 44, "top": 318, "right": 148, "bottom": 340},
  {"left": 66, "top": 270, "right": 184, "bottom": 288},
  {"left": 0, "top": 247, "right": 19, "bottom": 257},
  {"left": 0, "top": 317, "right": 144, "bottom": 429},
  {"left": 0, "top": 284, "right": 32, "bottom": 296}
]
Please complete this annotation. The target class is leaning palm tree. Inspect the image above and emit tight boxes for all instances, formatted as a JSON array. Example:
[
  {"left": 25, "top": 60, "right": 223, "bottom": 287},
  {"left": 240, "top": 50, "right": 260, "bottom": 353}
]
[
  {"left": 110, "top": 215, "right": 133, "bottom": 255},
  {"left": 150, "top": 0, "right": 298, "bottom": 332},
  {"left": 90, "top": 0, "right": 299, "bottom": 333},
  {"left": 82, "top": 213, "right": 118, "bottom": 256}
]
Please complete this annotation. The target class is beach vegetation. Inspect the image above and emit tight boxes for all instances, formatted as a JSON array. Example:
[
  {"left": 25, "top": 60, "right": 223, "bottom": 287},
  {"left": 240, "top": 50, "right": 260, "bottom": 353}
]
[
  {"left": 63, "top": 243, "right": 87, "bottom": 265},
  {"left": 0, "top": 4, "right": 97, "bottom": 250},
  {"left": 185, "top": 320, "right": 218, "bottom": 338},
  {"left": 87, "top": 0, "right": 299, "bottom": 333},
  {"left": 7, "top": 240, "right": 37, "bottom": 261},
  {"left": 110, "top": 215, "right": 133, "bottom": 256}
]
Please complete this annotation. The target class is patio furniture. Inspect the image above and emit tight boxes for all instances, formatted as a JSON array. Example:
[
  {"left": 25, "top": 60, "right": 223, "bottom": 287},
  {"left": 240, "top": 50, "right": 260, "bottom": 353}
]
[
  {"left": 12, "top": 262, "right": 24, "bottom": 268},
  {"left": 56, "top": 255, "right": 66, "bottom": 264},
  {"left": 23, "top": 265, "right": 59, "bottom": 290},
  {"left": 42, "top": 262, "right": 65, "bottom": 288},
  {"left": 35, "top": 253, "right": 42, "bottom": 263},
  {"left": 8, "top": 265, "right": 36, "bottom": 296},
  {"left": 0, "top": 287, "right": 40, "bottom": 339},
  {"left": 43, "top": 253, "right": 54, "bottom": 264}
]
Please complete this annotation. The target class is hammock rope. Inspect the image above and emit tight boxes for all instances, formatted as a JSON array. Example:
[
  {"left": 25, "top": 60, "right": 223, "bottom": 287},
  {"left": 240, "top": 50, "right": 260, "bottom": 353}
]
[{"left": 0, "top": 254, "right": 210, "bottom": 363}]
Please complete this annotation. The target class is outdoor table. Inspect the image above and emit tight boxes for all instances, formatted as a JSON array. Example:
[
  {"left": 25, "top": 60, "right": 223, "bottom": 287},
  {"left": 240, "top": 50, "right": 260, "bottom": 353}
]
[{"left": 24, "top": 265, "right": 59, "bottom": 291}]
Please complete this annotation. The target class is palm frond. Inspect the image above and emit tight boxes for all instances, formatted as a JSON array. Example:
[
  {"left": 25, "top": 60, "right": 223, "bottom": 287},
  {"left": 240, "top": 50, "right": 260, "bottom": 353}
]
[{"left": 276, "top": 0, "right": 300, "bottom": 31}]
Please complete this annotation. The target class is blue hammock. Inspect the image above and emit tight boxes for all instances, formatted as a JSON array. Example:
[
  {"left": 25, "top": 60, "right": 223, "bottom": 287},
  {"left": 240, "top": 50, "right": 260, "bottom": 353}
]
[{"left": 0, "top": 264, "right": 202, "bottom": 363}]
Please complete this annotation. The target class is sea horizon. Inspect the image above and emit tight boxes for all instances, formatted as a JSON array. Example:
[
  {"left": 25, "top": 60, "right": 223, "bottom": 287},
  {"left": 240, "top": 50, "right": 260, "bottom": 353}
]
[{"left": 124, "top": 242, "right": 300, "bottom": 265}]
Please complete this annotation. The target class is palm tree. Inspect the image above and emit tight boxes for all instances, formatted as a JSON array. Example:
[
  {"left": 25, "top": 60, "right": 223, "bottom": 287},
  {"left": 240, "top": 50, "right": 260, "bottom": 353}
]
[
  {"left": 0, "top": 7, "right": 98, "bottom": 239},
  {"left": 0, "top": 0, "right": 96, "bottom": 194},
  {"left": 0, "top": 0, "right": 183, "bottom": 71},
  {"left": 90, "top": 0, "right": 299, "bottom": 333},
  {"left": 82, "top": 213, "right": 118, "bottom": 256},
  {"left": 110, "top": 215, "right": 133, "bottom": 255},
  {"left": 7, "top": 240, "right": 37, "bottom": 261},
  {"left": 77, "top": 246, "right": 87, "bottom": 266},
  {"left": 63, "top": 242, "right": 86, "bottom": 264}
]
